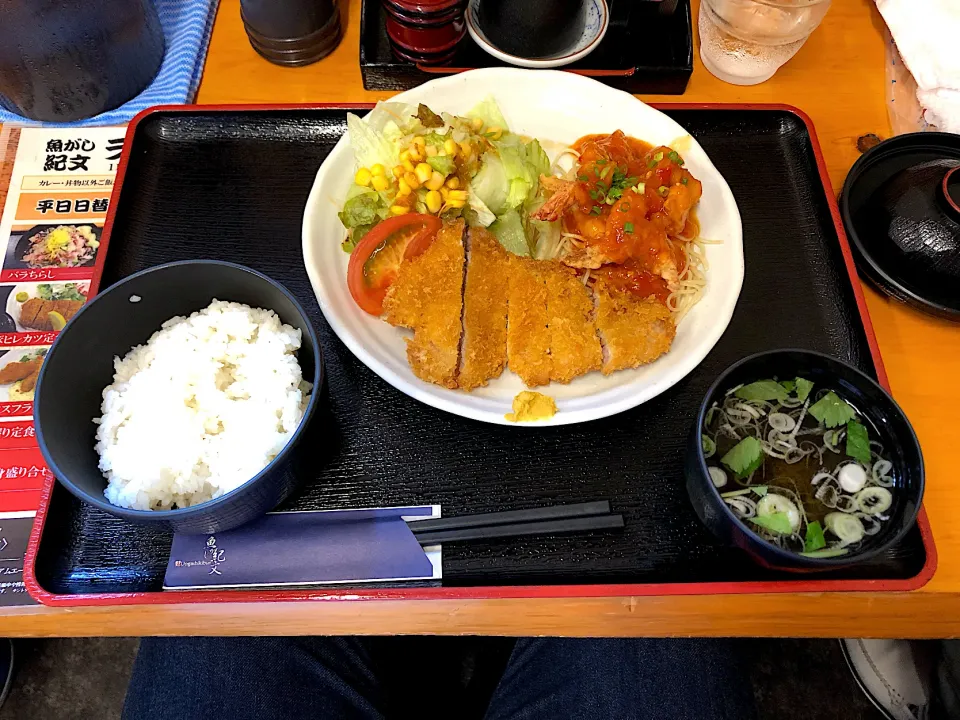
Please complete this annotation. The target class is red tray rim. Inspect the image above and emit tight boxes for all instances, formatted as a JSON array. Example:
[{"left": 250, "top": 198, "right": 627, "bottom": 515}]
[{"left": 23, "top": 102, "right": 938, "bottom": 607}]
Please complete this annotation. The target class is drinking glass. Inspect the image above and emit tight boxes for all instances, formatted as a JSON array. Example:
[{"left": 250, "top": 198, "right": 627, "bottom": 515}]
[{"left": 699, "top": 0, "right": 832, "bottom": 85}]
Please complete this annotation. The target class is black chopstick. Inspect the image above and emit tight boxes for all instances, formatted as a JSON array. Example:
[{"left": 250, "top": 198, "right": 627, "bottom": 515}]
[
  {"left": 413, "top": 514, "right": 624, "bottom": 545},
  {"left": 408, "top": 501, "right": 611, "bottom": 535}
]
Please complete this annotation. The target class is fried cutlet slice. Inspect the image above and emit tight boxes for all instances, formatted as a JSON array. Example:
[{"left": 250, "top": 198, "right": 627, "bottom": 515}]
[
  {"left": 20, "top": 368, "right": 39, "bottom": 394},
  {"left": 540, "top": 263, "right": 602, "bottom": 383},
  {"left": 593, "top": 279, "right": 676, "bottom": 374},
  {"left": 0, "top": 357, "right": 41, "bottom": 384},
  {"left": 383, "top": 219, "right": 465, "bottom": 389},
  {"left": 19, "top": 298, "right": 44, "bottom": 328},
  {"left": 53, "top": 299, "right": 83, "bottom": 321},
  {"left": 458, "top": 228, "right": 509, "bottom": 391},
  {"left": 507, "top": 256, "right": 551, "bottom": 388}
]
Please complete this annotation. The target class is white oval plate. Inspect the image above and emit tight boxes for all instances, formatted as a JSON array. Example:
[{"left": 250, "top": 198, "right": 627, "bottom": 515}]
[{"left": 302, "top": 68, "right": 743, "bottom": 426}]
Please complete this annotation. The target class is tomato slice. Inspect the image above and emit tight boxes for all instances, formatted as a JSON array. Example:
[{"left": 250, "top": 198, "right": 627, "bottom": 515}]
[{"left": 347, "top": 213, "right": 442, "bottom": 316}]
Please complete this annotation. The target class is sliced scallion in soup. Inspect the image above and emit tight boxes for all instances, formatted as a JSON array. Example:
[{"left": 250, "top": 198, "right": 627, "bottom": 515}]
[{"left": 701, "top": 378, "right": 896, "bottom": 557}]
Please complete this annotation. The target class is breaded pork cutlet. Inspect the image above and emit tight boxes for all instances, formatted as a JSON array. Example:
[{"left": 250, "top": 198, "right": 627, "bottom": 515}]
[
  {"left": 593, "top": 278, "right": 675, "bottom": 374},
  {"left": 459, "top": 228, "right": 509, "bottom": 390},
  {"left": 540, "top": 263, "right": 602, "bottom": 383},
  {"left": 507, "top": 256, "right": 551, "bottom": 387},
  {"left": 383, "top": 219, "right": 465, "bottom": 388}
]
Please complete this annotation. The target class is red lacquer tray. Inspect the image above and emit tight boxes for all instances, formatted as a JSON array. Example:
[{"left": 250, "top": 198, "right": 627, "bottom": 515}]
[{"left": 24, "top": 104, "right": 936, "bottom": 606}]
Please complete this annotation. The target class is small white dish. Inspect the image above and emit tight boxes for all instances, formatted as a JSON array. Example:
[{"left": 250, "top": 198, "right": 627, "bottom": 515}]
[
  {"left": 465, "top": 0, "right": 609, "bottom": 69},
  {"left": 301, "top": 68, "right": 744, "bottom": 427}
]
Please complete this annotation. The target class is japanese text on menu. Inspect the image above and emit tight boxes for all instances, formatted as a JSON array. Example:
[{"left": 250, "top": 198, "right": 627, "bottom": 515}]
[{"left": 0, "top": 126, "right": 124, "bottom": 605}]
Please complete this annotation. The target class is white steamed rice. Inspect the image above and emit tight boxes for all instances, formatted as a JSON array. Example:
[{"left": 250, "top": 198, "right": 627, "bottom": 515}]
[{"left": 95, "top": 300, "right": 310, "bottom": 511}]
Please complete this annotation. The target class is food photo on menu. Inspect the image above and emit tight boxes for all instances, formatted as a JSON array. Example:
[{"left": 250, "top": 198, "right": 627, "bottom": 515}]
[
  {"left": 3, "top": 224, "right": 101, "bottom": 271},
  {"left": 0, "top": 0, "right": 958, "bottom": 718}
]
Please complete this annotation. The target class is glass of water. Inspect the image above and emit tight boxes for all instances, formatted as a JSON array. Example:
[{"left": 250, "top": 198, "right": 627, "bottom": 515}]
[{"left": 699, "top": 0, "right": 832, "bottom": 86}]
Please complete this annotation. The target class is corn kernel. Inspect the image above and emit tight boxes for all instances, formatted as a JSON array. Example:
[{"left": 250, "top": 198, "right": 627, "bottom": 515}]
[
  {"left": 471, "top": 117, "right": 484, "bottom": 131},
  {"left": 425, "top": 190, "right": 443, "bottom": 213},
  {"left": 459, "top": 141, "right": 473, "bottom": 158},
  {"left": 413, "top": 136, "right": 426, "bottom": 149},
  {"left": 446, "top": 199, "right": 466, "bottom": 209},
  {"left": 403, "top": 171, "right": 421, "bottom": 190},
  {"left": 486, "top": 126, "right": 503, "bottom": 140},
  {"left": 414, "top": 162, "right": 433, "bottom": 183},
  {"left": 402, "top": 159, "right": 415, "bottom": 173},
  {"left": 425, "top": 145, "right": 439, "bottom": 157},
  {"left": 440, "top": 187, "right": 450, "bottom": 200},
  {"left": 399, "top": 150, "right": 411, "bottom": 163},
  {"left": 466, "top": 152, "right": 477, "bottom": 165},
  {"left": 370, "top": 163, "right": 386, "bottom": 176},
  {"left": 393, "top": 165, "right": 405, "bottom": 179},
  {"left": 445, "top": 176, "right": 460, "bottom": 190},
  {"left": 398, "top": 178, "right": 412, "bottom": 196},
  {"left": 447, "top": 189, "right": 468, "bottom": 202},
  {"left": 354, "top": 168, "right": 372, "bottom": 187},
  {"left": 371, "top": 175, "right": 389, "bottom": 191},
  {"left": 443, "top": 138, "right": 458, "bottom": 156},
  {"left": 408, "top": 146, "right": 423, "bottom": 162},
  {"left": 425, "top": 171, "right": 445, "bottom": 191},
  {"left": 390, "top": 205, "right": 410, "bottom": 215}
]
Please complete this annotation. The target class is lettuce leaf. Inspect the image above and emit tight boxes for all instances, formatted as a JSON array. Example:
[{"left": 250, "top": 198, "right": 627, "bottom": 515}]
[
  {"left": 466, "top": 188, "right": 497, "bottom": 227},
  {"left": 467, "top": 96, "right": 508, "bottom": 131},
  {"left": 427, "top": 155, "right": 456, "bottom": 176},
  {"left": 525, "top": 139, "right": 550, "bottom": 179},
  {"left": 338, "top": 192, "right": 380, "bottom": 229},
  {"left": 531, "top": 215, "right": 561, "bottom": 259},
  {"left": 471, "top": 152, "right": 509, "bottom": 216},
  {"left": 345, "top": 102, "right": 414, "bottom": 171},
  {"left": 495, "top": 139, "right": 550, "bottom": 211},
  {"left": 489, "top": 209, "right": 529, "bottom": 256}
]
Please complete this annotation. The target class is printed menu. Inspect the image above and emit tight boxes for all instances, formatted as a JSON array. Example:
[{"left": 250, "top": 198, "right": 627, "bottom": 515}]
[{"left": 0, "top": 125, "right": 124, "bottom": 605}]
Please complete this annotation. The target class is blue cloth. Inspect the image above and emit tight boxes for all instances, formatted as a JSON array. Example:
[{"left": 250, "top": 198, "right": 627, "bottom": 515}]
[
  {"left": 122, "top": 637, "right": 758, "bottom": 719},
  {"left": 0, "top": 0, "right": 219, "bottom": 127}
]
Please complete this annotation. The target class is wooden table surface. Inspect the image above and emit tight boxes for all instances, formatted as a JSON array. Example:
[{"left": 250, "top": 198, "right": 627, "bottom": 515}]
[{"left": 3, "top": 0, "right": 959, "bottom": 638}]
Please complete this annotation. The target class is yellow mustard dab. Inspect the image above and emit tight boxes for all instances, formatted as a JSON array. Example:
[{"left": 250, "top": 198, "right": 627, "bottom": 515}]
[{"left": 505, "top": 391, "right": 557, "bottom": 423}]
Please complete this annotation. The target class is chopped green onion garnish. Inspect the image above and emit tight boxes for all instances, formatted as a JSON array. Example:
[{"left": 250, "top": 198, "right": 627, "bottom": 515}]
[
  {"left": 624, "top": 222, "right": 634, "bottom": 233},
  {"left": 595, "top": 159, "right": 608, "bottom": 165},
  {"left": 600, "top": 165, "right": 612, "bottom": 180},
  {"left": 589, "top": 189, "right": 599, "bottom": 200},
  {"left": 681, "top": 177, "right": 688, "bottom": 185},
  {"left": 647, "top": 159, "right": 657, "bottom": 169},
  {"left": 591, "top": 205, "right": 602, "bottom": 215},
  {"left": 668, "top": 150, "right": 681, "bottom": 163},
  {"left": 618, "top": 202, "right": 631, "bottom": 212},
  {"left": 577, "top": 174, "right": 589, "bottom": 182},
  {"left": 653, "top": 151, "right": 664, "bottom": 162},
  {"left": 635, "top": 182, "right": 645, "bottom": 194},
  {"left": 658, "top": 185, "right": 669, "bottom": 197}
]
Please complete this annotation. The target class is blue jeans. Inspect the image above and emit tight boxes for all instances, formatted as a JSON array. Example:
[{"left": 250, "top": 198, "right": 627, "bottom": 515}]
[{"left": 123, "top": 637, "right": 756, "bottom": 720}]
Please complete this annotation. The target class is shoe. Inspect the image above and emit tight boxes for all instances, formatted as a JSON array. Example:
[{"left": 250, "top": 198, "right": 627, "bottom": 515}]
[
  {"left": 842, "top": 638, "right": 931, "bottom": 720},
  {"left": 0, "top": 638, "right": 12, "bottom": 709}
]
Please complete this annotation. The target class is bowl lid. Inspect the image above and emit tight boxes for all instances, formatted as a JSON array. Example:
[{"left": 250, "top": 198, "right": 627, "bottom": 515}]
[{"left": 840, "top": 132, "right": 960, "bottom": 319}]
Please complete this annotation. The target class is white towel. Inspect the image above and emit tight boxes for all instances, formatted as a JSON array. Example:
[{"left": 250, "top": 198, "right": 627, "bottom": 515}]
[{"left": 876, "top": 0, "right": 960, "bottom": 133}]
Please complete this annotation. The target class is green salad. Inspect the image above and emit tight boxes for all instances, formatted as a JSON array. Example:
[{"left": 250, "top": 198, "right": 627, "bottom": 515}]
[{"left": 338, "top": 97, "right": 559, "bottom": 257}]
